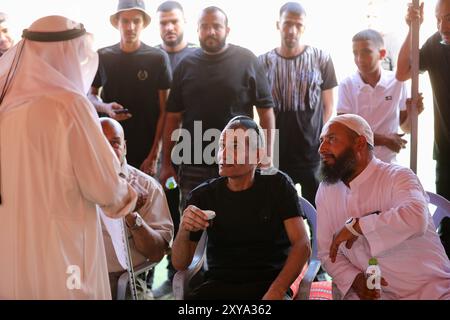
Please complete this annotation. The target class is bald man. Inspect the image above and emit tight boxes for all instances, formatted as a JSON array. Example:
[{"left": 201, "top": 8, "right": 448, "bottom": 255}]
[
  {"left": 316, "top": 114, "right": 450, "bottom": 300},
  {"left": 100, "top": 118, "right": 174, "bottom": 299},
  {"left": 0, "top": 12, "right": 13, "bottom": 57}
]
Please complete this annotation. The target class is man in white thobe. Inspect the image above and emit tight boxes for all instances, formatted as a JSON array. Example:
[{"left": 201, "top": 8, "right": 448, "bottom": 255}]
[
  {"left": 0, "top": 16, "right": 139, "bottom": 299},
  {"left": 317, "top": 114, "right": 450, "bottom": 300}
]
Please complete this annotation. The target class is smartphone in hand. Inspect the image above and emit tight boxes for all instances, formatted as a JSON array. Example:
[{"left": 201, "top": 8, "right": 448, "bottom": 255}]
[{"left": 114, "top": 109, "right": 130, "bottom": 114}]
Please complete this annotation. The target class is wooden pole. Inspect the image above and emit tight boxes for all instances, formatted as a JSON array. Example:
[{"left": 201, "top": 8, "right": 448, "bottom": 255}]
[{"left": 410, "top": 0, "right": 420, "bottom": 173}]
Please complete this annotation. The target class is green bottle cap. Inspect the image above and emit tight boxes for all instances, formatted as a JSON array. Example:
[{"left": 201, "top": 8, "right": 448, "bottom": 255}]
[{"left": 369, "top": 258, "right": 378, "bottom": 265}]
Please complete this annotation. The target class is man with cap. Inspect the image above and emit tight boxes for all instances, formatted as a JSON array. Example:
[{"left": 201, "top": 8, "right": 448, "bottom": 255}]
[
  {"left": 316, "top": 114, "right": 450, "bottom": 300},
  {"left": 89, "top": 0, "right": 172, "bottom": 175},
  {"left": 0, "top": 12, "right": 14, "bottom": 57},
  {"left": 0, "top": 15, "right": 140, "bottom": 299}
]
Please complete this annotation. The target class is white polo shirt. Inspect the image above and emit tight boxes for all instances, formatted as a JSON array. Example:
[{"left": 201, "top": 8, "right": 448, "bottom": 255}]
[{"left": 337, "top": 69, "right": 408, "bottom": 163}]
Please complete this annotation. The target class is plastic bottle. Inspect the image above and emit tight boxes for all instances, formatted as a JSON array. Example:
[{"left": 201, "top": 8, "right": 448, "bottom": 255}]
[
  {"left": 365, "top": 257, "right": 382, "bottom": 290},
  {"left": 165, "top": 176, "right": 177, "bottom": 190}
]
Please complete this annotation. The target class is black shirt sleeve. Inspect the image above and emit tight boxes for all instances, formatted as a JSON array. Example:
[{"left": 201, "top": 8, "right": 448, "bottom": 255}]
[
  {"left": 252, "top": 55, "right": 275, "bottom": 109},
  {"left": 166, "top": 63, "right": 184, "bottom": 113},
  {"left": 419, "top": 36, "right": 433, "bottom": 72},
  {"left": 320, "top": 55, "right": 338, "bottom": 91},
  {"left": 91, "top": 52, "right": 102, "bottom": 88},
  {"left": 274, "top": 172, "right": 303, "bottom": 221},
  {"left": 158, "top": 51, "right": 173, "bottom": 90},
  {"left": 185, "top": 188, "right": 205, "bottom": 242}
]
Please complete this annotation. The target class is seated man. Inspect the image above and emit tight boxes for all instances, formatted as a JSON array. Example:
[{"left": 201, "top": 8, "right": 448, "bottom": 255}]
[
  {"left": 171, "top": 116, "right": 311, "bottom": 300},
  {"left": 0, "top": 12, "right": 14, "bottom": 57},
  {"left": 317, "top": 114, "right": 450, "bottom": 300},
  {"left": 100, "top": 118, "right": 174, "bottom": 299}
]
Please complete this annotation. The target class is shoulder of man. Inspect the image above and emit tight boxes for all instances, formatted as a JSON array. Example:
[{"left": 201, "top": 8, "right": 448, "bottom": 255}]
[
  {"left": 97, "top": 43, "right": 121, "bottom": 56},
  {"left": 188, "top": 176, "right": 225, "bottom": 199}
]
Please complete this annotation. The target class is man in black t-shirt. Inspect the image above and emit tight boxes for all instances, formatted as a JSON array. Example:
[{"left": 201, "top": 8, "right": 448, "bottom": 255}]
[
  {"left": 88, "top": 0, "right": 172, "bottom": 173},
  {"left": 152, "top": 1, "right": 197, "bottom": 299},
  {"left": 160, "top": 6, "right": 275, "bottom": 209},
  {"left": 171, "top": 116, "right": 310, "bottom": 300},
  {"left": 258, "top": 2, "right": 337, "bottom": 206},
  {"left": 397, "top": 0, "right": 450, "bottom": 258},
  {"left": 155, "top": 1, "right": 197, "bottom": 72}
]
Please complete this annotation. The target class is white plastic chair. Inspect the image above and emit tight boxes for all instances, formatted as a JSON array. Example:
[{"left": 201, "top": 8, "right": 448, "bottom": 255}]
[
  {"left": 117, "top": 260, "right": 157, "bottom": 300},
  {"left": 426, "top": 191, "right": 450, "bottom": 229},
  {"left": 172, "top": 231, "right": 208, "bottom": 300}
]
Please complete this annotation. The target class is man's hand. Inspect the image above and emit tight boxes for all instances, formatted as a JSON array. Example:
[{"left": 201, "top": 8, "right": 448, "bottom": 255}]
[
  {"left": 329, "top": 225, "right": 359, "bottom": 263},
  {"left": 351, "top": 272, "right": 389, "bottom": 300},
  {"left": 406, "top": 93, "right": 424, "bottom": 115},
  {"left": 406, "top": 2, "right": 424, "bottom": 26},
  {"left": 159, "top": 163, "right": 178, "bottom": 190},
  {"left": 129, "top": 178, "right": 148, "bottom": 212},
  {"left": 140, "top": 155, "right": 157, "bottom": 177},
  {"left": 383, "top": 133, "right": 408, "bottom": 153},
  {"left": 104, "top": 102, "right": 132, "bottom": 121},
  {"left": 180, "top": 205, "right": 210, "bottom": 232}
]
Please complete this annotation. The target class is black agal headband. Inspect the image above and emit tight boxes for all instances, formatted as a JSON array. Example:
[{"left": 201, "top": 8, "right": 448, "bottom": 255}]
[{"left": 22, "top": 24, "right": 86, "bottom": 42}]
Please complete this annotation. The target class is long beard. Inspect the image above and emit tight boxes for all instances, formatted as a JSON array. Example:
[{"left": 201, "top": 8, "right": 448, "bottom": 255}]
[{"left": 319, "top": 148, "right": 357, "bottom": 185}]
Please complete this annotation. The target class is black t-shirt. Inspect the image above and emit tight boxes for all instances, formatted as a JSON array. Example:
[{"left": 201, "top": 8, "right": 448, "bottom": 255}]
[
  {"left": 167, "top": 44, "right": 274, "bottom": 166},
  {"left": 156, "top": 43, "right": 197, "bottom": 72},
  {"left": 187, "top": 169, "right": 303, "bottom": 283},
  {"left": 420, "top": 32, "right": 450, "bottom": 161},
  {"left": 92, "top": 43, "right": 172, "bottom": 168}
]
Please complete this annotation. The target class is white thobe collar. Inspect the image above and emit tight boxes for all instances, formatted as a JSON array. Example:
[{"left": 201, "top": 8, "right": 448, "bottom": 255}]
[{"left": 348, "top": 157, "right": 379, "bottom": 190}]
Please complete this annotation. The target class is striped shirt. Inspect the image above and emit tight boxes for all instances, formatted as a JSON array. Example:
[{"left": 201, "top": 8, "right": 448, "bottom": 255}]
[{"left": 258, "top": 46, "right": 337, "bottom": 168}]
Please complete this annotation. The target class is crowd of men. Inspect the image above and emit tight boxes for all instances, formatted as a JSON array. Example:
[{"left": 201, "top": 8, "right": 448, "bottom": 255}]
[{"left": 0, "top": 0, "right": 448, "bottom": 300}]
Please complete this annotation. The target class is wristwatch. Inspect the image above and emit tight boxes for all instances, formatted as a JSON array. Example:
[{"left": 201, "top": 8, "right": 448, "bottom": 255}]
[
  {"left": 344, "top": 217, "right": 361, "bottom": 236},
  {"left": 127, "top": 213, "right": 143, "bottom": 230}
]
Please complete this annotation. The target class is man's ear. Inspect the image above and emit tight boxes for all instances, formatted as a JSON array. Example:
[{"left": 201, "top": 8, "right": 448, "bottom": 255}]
[{"left": 276, "top": 21, "right": 280, "bottom": 31}]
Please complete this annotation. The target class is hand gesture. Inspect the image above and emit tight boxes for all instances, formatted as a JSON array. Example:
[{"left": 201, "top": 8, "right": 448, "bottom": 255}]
[
  {"left": 384, "top": 133, "right": 407, "bottom": 153},
  {"left": 180, "top": 205, "right": 210, "bottom": 232},
  {"left": 351, "top": 272, "right": 389, "bottom": 300},
  {"left": 406, "top": 2, "right": 424, "bottom": 26},
  {"left": 329, "top": 225, "right": 359, "bottom": 263}
]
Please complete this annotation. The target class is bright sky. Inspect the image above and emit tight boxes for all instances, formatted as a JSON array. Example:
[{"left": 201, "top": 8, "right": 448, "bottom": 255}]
[{"left": 1, "top": 0, "right": 440, "bottom": 191}]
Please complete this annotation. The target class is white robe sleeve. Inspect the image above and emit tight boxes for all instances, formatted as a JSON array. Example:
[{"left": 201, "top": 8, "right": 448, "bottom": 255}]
[
  {"left": 68, "top": 97, "right": 136, "bottom": 218},
  {"left": 316, "top": 185, "right": 361, "bottom": 298},
  {"left": 359, "top": 167, "right": 429, "bottom": 257}
]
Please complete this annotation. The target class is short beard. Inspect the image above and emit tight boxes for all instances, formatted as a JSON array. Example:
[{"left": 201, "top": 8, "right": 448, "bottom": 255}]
[
  {"left": 200, "top": 37, "right": 226, "bottom": 53},
  {"left": 164, "top": 33, "right": 183, "bottom": 48},
  {"left": 319, "top": 148, "right": 357, "bottom": 185}
]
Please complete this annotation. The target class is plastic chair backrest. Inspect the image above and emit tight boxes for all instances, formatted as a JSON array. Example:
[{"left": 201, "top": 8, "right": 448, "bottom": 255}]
[
  {"left": 426, "top": 191, "right": 450, "bottom": 229},
  {"left": 299, "top": 196, "right": 318, "bottom": 260}
]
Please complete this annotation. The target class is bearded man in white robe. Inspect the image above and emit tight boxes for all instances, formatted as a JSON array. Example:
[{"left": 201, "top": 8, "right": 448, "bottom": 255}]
[{"left": 317, "top": 114, "right": 450, "bottom": 300}]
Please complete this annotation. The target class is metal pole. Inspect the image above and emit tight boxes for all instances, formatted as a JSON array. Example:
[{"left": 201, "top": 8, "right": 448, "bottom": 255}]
[{"left": 410, "top": 0, "right": 420, "bottom": 173}]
